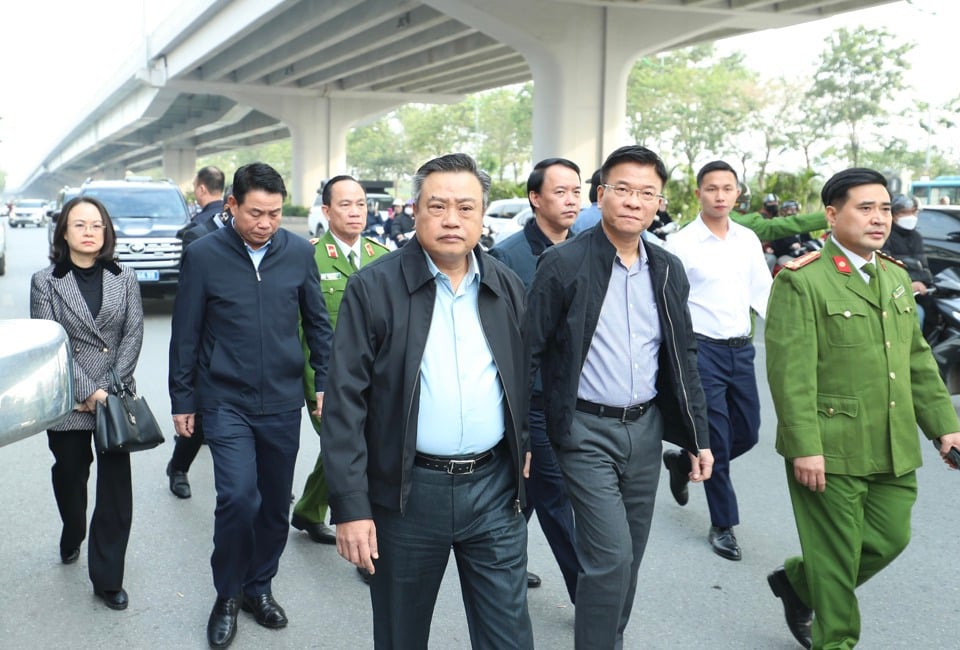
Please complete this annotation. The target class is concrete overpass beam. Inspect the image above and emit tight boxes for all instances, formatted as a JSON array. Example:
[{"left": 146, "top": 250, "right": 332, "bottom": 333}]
[
  {"left": 426, "top": 0, "right": 728, "bottom": 172},
  {"left": 161, "top": 146, "right": 198, "bottom": 192}
]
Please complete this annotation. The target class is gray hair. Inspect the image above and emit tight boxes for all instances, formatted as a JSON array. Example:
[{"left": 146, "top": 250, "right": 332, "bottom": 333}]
[{"left": 411, "top": 153, "right": 491, "bottom": 211}]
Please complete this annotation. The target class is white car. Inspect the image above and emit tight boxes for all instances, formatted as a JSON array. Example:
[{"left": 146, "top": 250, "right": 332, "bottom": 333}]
[
  {"left": 483, "top": 198, "right": 529, "bottom": 246},
  {"left": 9, "top": 199, "right": 47, "bottom": 228},
  {"left": 307, "top": 194, "right": 330, "bottom": 237}
]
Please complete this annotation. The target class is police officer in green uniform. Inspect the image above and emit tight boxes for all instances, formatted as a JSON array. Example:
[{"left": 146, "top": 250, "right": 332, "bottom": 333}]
[
  {"left": 764, "top": 167, "right": 960, "bottom": 649},
  {"left": 291, "top": 175, "right": 390, "bottom": 544}
]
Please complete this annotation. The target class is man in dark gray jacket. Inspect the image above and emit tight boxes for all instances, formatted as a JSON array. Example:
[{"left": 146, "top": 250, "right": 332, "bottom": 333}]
[
  {"left": 524, "top": 145, "right": 713, "bottom": 649},
  {"left": 169, "top": 163, "right": 332, "bottom": 649},
  {"left": 321, "top": 153, "right": 533, "bottom": 649}
]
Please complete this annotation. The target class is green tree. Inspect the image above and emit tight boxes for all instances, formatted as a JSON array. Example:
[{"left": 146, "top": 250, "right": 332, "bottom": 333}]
[
  {"left": 627, "top": 45, "right": 759, "bottom": 175},
  {"left": 806, "top": 26, "right": 913, "bottom": 167}
]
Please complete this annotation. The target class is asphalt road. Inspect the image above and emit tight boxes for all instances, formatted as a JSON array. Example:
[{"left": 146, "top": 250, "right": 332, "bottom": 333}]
[{"left": 2, "top": 222, "right": 958, "bottom": 649}]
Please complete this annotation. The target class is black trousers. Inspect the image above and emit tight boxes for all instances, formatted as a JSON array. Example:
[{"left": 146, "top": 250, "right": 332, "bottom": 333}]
[
  {"left": 47, "top": 429, "right": 132, "bottom": 591},
  {"left": 169, "top": 412, "right": 205, "bottom": 473}
]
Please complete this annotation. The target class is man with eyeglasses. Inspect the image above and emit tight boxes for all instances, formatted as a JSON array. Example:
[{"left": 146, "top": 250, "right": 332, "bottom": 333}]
[
  {"left": 525, "top": 145, "right": 712, "bottom": 649},
  {"left": 664, "top": 160, "right": 772, "bottom": 562}
]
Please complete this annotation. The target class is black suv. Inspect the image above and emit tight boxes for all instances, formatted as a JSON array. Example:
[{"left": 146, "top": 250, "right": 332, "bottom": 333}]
[
  {"left": 916, "top": 206, "right": 960, "bottom": 274},
  {"left": 79, "top": 178, "right": 191, "bottom": 295}
]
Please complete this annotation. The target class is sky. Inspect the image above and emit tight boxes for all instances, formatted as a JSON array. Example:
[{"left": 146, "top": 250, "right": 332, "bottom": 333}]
[{"left": 1, "top": 0, "right": 957, "bottom": 193}]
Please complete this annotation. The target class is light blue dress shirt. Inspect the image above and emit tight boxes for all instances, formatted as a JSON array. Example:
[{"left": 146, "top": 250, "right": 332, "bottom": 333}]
[
  {"left": 578, "top": 242, "right": 662, "bottom": 407},
  {"left": 416, "top": 251, "right": 505, "bottom": 455}
]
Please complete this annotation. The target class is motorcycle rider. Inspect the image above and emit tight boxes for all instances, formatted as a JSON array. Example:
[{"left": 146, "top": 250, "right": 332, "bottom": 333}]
[{"left": 882, "top": 194, "right": 932, "bottom": 328}]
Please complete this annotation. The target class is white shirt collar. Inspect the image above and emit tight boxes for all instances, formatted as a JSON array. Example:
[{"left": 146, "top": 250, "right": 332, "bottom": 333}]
[{"left": 331, "top": 233, "right": 361, "bottom": 263}]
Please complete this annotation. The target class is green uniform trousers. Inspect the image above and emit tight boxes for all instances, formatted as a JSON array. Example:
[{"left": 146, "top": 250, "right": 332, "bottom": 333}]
[
  {"left": 783, "top": 462, "right": 917, "bottom": 649},
  {"left": 292, "top": 403, "right": 328, "bottom": 524}
]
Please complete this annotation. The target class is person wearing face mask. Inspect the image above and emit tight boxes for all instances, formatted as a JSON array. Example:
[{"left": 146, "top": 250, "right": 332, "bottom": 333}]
[{"left": 882, "top": 194, "right": 932, "bottom": 328}]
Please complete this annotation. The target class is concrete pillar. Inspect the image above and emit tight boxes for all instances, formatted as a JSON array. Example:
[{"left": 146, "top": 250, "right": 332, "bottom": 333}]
[
  {"left": 225, "top": 92, "right": 400, "bottom": 206},
  {"left": 161, "top": 146, "right": 197, "bottom": 192},
  {"left": 426, "top": 0, "right": 723, "bottom": 173}
]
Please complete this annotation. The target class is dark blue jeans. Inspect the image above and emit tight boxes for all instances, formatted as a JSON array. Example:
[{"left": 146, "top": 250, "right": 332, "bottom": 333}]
[
  {"left": 524, "top": 407, "right": 580, "bottom": 603},
  {"left": 202, "top": 407, "right": 300, "bottom": 599},
  {"left": 370, "top": 452, "right": 533, "bottom": 650},
  {"left": 696, "top": 340, "right": 761, "bottom": 528}
]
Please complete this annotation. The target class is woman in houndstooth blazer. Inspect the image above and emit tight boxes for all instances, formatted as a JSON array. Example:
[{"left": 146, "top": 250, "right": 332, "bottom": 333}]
[{"left": 30, "top": 196, "right": 144, "bottom": 611}]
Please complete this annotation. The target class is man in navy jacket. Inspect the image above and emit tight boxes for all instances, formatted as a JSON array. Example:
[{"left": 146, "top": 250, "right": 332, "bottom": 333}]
[{"left": 169, "top": 163, "right": 332, "bottom": 649}]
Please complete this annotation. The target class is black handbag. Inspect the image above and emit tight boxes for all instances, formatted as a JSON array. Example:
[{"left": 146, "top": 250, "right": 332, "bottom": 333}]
[{"left": 94, "top": 369, "right": 165, "bottom": 454}]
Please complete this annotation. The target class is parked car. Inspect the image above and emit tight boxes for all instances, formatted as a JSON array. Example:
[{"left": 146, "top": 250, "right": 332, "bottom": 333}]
[
  {"left": 916, "top": 205, "right": 960, "bottom": 275},
  {"left": 0, "top": 319, "right": 74, "bottom": 447},
  {"left": 9, "top": 199, "right": 48, "bottom": 228},
  {"left": 486, "top": 206, "right": 537, "bottom": 248},
  {"left": 79, "top": 177, "right": 191, "bottom": 295},
  {"left": 47, "top": 186, "right": 81, "bottom": 247},
  {"left": 483, "top": 198, "right": 529, "bottom": 246}
]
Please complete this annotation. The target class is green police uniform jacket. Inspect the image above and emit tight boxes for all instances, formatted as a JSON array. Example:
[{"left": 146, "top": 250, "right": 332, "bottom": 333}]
[
  {"left": 731, "top": 211, "right": 827, "bottom": 241},
  {"left": 765, "top": 237, "right": 959, "bottom": 477},
  {"left": 301, "top": 231, "right": 390, "bottom": 401}
]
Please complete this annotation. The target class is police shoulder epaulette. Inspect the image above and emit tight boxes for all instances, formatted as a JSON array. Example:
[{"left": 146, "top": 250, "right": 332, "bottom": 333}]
[
  {"left": 783, "top": 250, "right": 821, "bottom": 271},
  {"left": 364, "top": 236, "right": 388, "bottom": 249},
  {"left": 876, "top": 250, "right": 906, "bottom": 268},
  {"left": 309, "top": 237, "right": 320, "bottom": 246}
]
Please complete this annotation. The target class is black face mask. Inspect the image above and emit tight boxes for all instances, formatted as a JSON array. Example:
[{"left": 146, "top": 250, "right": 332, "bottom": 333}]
[{"left": 765, "top": 204, "right": 779, "bottom": 217}]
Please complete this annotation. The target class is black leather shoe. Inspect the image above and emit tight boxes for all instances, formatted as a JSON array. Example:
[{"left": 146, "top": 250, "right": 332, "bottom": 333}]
[
  {"left": 768, "top": 567, "right": 813, "bottom": 649},
  {"left": 241, "top": 592, "right": 288, "bottom": 629},
  {"left": 662, "top": 450, "right": 690, "bottom": 506},
  {"left": 290, "top": 512, "right": 336, "bottom": 544},
  {"left": 93, "top": 587, "right": 128, "bottom": 610},
  {"left": 527, "top": 572, "right": 542, "bottom": 588},
  {"left": 207, "top": 597, "right": 239, "bottom": 648},
  {"left": 709, "top": 526, "right": 742, "bottom": 561},
  {"left": 166, "top": 461, "right": 191, "bottom": 499},
  {"left": 61, "top": 547, "right": 80, "bottom": 564}
]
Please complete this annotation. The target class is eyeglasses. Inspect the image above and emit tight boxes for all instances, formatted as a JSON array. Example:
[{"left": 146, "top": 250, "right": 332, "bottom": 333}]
[
  {"left": 602, "top": 184, "right": 665, "bottom": 203},
  {"left": 70, "top": 222, "right": 105, "bottom": 232}
]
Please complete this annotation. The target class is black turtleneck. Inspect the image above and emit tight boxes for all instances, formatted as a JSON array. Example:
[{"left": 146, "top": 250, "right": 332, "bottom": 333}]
[{"left": 71, "top": 260, "right": 103, "bottom": 319}]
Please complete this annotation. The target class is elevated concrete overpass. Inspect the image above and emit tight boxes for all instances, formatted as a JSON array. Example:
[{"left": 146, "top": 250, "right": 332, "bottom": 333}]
[{"left": 21, "top": 0, "right": 894, "bottom": 205}]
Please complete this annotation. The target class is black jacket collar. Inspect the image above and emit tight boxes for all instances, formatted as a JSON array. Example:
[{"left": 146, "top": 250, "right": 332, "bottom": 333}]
[
  {"left": 52, "top": 258, "right": 122, "bottom": 279},
  {"left": 399, "top": 235, "right": 508, "bottom": 298}
]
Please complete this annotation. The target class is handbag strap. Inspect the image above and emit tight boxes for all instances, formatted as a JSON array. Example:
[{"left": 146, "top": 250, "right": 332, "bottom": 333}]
[{"left": 109, "top": 368, "right": 131, "bottom": 397}]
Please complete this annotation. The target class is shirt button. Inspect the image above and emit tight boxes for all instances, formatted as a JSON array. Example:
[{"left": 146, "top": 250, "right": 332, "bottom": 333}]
[
  {"left": 889, "top": 372, "right": 896, "bottom": 380},
  {"left": 890, "top": 401, "right": 896, "bottom": 408},
  {"left": 885, "top": 341, "right": 891, "bottom": 348},
  {"left": 882, "top": 311, "right": 888, "bottom": 318},
  {"left": 843, "top": 310, "right": 851, "bottom": 318},
  {"left": 827, "top": 407, "right": 835, "bottom": 415}
]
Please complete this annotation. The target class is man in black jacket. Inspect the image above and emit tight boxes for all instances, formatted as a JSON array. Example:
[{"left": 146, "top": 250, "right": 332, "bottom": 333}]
[
  {"left": 525, "top": 145, "right": 713, "bottom": 649},
  {"left": 321, "top": 153, "right": 533, "bottom": 649},
  {"left": 490, "top": 157, "right": 582, "bottom": 602},
  {"left": 169, "top": 163, "right": 332, "bottom": 649}
]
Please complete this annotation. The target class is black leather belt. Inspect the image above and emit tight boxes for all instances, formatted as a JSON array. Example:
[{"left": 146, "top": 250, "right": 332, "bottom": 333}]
[
  {"left": 575, "top": 398, "right": 653, "bottom": 422},
  {"left": 695, "top": 333, "right": 751, "bottom": 348},
  {"left": 415, "top": 446, "right": 497, "bottom": 475}
]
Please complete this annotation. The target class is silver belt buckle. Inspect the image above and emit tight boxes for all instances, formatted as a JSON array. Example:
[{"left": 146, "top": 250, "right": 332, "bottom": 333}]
[{"left": 446, "top": 459, "right": 476, "bottom": 475}]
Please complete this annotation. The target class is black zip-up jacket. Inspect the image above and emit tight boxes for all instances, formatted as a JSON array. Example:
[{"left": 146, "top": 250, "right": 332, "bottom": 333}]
[
  {"left": 524, "top": 224, "right": 709, "bottom": 453},
  {"left": 169, "top": 223, "right": 332, "bottom": 415},
  {"left": 883, "top": 224, "right": 934, "bottom": 286},
  {"left": 320, "top": 237, "right": 529, "bottom": 523}
]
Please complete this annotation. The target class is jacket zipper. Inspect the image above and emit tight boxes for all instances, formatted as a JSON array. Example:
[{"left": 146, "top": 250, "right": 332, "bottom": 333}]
[
  {"left": 400, "top": 373, "right": 421, "bottom": 514},
  {"left": 660, "top": 263, "right": 700, "bottom": 452},
  {"left": 478, "top": 307, "right": 523, "bottom": 516}
]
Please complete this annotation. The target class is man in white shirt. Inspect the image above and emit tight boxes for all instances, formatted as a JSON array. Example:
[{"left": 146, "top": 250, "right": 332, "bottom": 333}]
[{"left": 666, "top": 160, "right": 772, "bottom": 561}]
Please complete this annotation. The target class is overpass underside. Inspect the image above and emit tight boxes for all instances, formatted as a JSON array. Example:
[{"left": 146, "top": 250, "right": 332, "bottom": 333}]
[{"left": 23, "top": 0, "right": 894, "bottom": 203}]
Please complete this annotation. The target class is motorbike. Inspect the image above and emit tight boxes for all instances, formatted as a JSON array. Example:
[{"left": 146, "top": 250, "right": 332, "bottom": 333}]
[{"left": 924, "top": 267, "right": 960, "bottom": 393}]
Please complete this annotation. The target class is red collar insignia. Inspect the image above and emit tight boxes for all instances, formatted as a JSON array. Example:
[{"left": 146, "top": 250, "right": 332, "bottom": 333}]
[
  {"left": 325, "top": 243, "right": 338, "bottom": 259},
  {"left": 833, "top": 256, "right": 851, "bottom": 273}
]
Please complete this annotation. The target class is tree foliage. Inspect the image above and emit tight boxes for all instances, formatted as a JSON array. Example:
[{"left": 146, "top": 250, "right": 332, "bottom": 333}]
[{"left": 806, "top": 27, "right": 914, "bottom": 166}]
